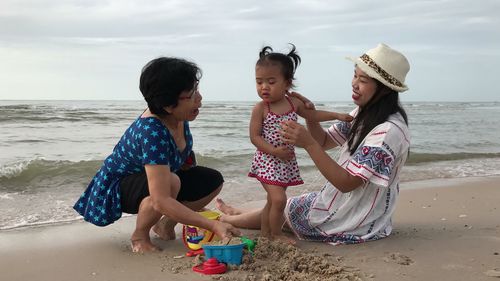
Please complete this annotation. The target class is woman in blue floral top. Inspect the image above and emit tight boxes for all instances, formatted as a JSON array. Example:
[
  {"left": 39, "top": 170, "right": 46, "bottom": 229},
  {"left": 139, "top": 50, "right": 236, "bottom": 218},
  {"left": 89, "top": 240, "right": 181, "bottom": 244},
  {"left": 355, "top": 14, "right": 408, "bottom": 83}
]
[{"left": 74, "top": 57, "right": 240, "bottom": 252}]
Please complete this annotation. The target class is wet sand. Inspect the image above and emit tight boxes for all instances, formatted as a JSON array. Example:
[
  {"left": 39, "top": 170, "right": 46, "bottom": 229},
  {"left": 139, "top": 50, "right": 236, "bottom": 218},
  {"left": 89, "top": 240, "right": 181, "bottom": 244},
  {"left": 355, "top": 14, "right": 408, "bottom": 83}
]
[{"left": 1, "top": 176, "right": 499, "bottom": 281}]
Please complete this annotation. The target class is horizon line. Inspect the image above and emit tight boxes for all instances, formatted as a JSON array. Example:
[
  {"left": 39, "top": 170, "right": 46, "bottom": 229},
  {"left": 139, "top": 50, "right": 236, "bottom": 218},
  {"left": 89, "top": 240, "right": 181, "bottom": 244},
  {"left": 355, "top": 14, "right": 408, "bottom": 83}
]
[{"left": 1, "top": 99, "right": 499, "bottom": 103}]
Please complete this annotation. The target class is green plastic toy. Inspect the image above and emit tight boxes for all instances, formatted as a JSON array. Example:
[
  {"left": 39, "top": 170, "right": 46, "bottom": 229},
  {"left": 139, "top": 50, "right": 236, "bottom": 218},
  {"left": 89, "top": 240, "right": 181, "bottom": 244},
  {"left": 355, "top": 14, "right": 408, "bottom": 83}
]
[{"left": 240, "top": 236, "right": 256, "bottom": 252}]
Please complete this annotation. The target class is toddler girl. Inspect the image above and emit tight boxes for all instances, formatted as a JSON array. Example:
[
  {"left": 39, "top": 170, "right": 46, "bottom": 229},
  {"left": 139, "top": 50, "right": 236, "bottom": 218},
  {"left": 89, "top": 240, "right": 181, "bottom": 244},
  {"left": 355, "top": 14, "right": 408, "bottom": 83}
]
[{"left": 248, "top": 44, "right": 352, "bottom": 241}]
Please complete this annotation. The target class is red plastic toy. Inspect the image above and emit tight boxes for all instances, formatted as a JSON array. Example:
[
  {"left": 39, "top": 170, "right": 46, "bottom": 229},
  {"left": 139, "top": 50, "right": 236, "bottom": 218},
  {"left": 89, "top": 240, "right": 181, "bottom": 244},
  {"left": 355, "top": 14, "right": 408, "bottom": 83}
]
[
  {"left": 185, "top": 248, "right": 204, "bottom": 257},
  {"left": 192, "top": 257, "right": 227, "bottom": 275}
]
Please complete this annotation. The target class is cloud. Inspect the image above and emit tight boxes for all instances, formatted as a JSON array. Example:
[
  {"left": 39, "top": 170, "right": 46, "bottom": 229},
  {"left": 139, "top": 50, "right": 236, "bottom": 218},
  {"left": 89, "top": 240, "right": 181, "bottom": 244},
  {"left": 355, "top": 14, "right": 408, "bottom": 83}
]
[{"left": 0, "top": 0, "right": 499, "bottom": 101}]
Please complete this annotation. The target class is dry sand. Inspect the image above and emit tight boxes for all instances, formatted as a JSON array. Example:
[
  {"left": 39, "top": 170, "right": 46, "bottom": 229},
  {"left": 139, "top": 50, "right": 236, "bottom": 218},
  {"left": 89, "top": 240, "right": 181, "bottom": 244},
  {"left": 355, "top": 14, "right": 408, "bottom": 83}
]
[{"left": 1, "top": 176, "right": 499, "bottom": 281}]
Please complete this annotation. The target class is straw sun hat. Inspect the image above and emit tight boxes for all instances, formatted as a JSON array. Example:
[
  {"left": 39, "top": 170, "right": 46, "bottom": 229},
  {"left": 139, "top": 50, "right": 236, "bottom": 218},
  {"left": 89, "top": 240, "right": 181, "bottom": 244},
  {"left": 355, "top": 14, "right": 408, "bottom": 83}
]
[{"left": 347, "top": 43, "right": 410, "bottom": 92}]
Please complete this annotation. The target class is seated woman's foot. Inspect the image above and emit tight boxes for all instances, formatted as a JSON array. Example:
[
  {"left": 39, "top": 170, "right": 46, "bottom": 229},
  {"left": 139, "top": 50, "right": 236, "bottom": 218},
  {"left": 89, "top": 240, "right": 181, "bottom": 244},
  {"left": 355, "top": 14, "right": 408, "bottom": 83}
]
[
  {"left": 215, "top": 198, "right": 241, "bottom": 215},
  {"left": 130, "top": 238, "right": 160, "bottom": 253},
  {"left": 152, "top": 216, "right": 176, "bottom": 240}
]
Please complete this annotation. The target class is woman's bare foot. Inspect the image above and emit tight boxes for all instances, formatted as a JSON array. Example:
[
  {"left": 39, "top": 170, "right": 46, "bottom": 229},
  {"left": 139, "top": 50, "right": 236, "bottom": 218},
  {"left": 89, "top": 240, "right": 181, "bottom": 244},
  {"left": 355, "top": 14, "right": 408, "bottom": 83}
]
[
  {"left": 215, "top": 198, "right": 242, "bottom": 215},
  {"left": 152, "top": 216, "right": 177, "bottom": 240},
  {"left": 130, "top": 238, "right": 160, "bottom": 253}
]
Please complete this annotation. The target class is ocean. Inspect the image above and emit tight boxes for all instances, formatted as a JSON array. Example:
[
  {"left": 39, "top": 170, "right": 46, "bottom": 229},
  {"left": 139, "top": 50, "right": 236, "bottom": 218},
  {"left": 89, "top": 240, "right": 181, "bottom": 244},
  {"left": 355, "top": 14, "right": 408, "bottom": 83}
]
[{"left": 1, "top": 100, "right": 500, "bottom": 230}]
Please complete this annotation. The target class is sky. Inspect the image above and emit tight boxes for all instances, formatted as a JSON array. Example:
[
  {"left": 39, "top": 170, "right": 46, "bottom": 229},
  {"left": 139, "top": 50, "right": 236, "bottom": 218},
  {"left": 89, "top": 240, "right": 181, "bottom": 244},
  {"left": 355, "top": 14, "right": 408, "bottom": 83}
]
[{"left": 1, "top": 0, "right": 499, "bottom": 102}]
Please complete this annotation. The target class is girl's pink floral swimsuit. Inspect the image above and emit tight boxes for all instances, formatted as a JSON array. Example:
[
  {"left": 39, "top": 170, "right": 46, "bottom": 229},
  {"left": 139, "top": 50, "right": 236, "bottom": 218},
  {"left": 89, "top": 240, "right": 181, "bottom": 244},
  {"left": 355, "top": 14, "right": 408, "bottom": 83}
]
[{"left": 248, "top": 96, "right": 303, "bottom": 187}]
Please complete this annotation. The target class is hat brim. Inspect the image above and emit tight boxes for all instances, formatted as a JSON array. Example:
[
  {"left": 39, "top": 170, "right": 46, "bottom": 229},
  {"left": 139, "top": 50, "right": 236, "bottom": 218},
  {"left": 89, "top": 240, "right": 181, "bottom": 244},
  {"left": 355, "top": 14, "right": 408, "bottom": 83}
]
[{"left": 346, "top": 56, "right": 408, "bottom": 92}]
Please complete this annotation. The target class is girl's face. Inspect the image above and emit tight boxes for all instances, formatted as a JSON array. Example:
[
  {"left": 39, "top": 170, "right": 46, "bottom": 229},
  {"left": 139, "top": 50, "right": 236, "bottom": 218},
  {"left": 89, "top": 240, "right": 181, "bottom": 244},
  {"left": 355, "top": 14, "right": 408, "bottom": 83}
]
[
  {"left": 255, "top": 64, "right": 290, "bottom": 103},
  {"left": 351, "top": 66, "right": 378, "bottom": 107},
  {"left": 165, "top": 82, "right": 203, "bottom": 121}
]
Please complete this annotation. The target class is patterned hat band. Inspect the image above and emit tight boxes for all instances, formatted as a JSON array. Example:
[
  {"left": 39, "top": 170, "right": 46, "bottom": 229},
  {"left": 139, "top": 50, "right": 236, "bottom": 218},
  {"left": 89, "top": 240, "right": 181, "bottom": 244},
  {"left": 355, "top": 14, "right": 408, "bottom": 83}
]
[{"left": 360, "top": 54, "right": 404, "bottom": 88}]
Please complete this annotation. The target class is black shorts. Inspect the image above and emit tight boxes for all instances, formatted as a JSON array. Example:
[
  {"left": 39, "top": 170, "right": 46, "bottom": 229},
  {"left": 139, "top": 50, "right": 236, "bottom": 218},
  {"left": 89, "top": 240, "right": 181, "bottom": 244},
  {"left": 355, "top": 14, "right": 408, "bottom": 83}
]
[{"left": 119, "top": 166, "right": 224, "bottom": 214}]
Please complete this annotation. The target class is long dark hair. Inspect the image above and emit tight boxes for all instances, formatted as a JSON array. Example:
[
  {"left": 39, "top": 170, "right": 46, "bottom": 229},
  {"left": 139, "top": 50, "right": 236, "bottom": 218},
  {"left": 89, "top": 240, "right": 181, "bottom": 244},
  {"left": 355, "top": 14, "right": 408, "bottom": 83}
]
[
  {"left": 256, "top": 44, "right": 301, "bottom": 88},
  {"left": 347, "top": 80, "right": 409, "bottom": 155}
]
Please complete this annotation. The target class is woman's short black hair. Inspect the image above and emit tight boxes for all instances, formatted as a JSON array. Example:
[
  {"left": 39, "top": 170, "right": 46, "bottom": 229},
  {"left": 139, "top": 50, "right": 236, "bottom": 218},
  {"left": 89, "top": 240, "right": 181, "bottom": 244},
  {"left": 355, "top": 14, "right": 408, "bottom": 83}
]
[{"left": 139, "top": 57, "right": 202, "bottom": 116}]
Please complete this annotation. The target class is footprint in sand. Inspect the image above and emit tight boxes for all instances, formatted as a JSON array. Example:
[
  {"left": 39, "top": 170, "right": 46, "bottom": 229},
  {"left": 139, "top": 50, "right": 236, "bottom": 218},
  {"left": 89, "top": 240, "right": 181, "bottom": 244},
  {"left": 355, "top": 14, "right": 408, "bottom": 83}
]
[
  {"left": 484, "top": 268, "right": 500, "bottom": 277},
  {"left": 383, "top": 252, "right": 414, "bottom": 265}
]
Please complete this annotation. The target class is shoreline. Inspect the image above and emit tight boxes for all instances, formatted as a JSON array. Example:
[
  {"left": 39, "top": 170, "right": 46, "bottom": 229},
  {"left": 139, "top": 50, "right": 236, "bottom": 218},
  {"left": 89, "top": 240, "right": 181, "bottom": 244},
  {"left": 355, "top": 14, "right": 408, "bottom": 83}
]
[
  {"left": 1, "top": 175, "right": 499, "bottom": 280},
  {"left": 2, "top": 175, "right": 496, "bottom": 232}
]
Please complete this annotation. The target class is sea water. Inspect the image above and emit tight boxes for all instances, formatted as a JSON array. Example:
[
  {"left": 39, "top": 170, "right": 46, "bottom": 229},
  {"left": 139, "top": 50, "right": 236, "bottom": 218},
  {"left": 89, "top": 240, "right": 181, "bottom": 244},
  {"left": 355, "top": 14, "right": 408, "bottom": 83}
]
[{"left": 1, "top": 100, "right": 500, "bottom": 229}]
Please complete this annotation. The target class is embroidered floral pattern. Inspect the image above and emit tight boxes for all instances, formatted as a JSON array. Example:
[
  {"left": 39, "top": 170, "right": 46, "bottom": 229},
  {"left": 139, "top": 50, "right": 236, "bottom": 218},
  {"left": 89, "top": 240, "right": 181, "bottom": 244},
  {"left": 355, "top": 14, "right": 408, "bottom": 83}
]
[
  {"left": 336, "top": 120, "right": 351, "bottom": 138},
  {"left": 352, "top": 145, "right": 394, "bottom": 178},
  {"left": 287, "top": 193, "right": 366, "bottom": 244}
]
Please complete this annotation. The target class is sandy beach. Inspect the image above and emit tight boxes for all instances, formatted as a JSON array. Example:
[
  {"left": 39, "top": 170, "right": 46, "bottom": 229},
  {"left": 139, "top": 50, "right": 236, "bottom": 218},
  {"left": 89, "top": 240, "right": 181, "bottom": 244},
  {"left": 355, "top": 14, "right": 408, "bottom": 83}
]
[{"left": 1, "top": 176, "right": 499, "bottom": 281}]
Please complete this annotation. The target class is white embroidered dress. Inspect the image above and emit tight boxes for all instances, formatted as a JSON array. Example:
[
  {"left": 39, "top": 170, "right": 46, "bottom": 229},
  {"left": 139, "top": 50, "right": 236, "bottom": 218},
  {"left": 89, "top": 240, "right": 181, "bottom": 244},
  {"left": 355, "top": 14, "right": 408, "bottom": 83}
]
[{"left": 284, "top": 109, "right": 410, "bottom": 244}]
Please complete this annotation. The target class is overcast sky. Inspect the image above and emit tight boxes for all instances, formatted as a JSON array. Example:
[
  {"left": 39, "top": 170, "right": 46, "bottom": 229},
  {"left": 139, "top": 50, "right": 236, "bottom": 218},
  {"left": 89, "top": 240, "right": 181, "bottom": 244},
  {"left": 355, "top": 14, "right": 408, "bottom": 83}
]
[{"left": 1, "top": 0, "right": 499, "bottom": 102}]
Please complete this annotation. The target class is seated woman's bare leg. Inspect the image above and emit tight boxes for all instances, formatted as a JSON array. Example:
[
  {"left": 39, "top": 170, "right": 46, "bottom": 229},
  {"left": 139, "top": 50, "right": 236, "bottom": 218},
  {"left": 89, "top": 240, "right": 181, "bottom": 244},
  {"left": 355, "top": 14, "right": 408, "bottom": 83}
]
[
  {"left": 218, "top": 208, "right": 263, "bottom": 229},
  {"left": 215, "top": 198, "right": 243, "bottom": 215}
]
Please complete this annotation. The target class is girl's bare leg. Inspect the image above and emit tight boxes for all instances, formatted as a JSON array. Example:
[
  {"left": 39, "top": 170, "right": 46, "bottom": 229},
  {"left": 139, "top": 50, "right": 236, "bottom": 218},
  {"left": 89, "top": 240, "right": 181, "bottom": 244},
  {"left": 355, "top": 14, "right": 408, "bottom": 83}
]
[
  {"left": 260, "top": 195, "right": 271, "bottom": 237},
  {"left": 217, "top": 197, "right": 295, "bottom": 240},
  {"left": 263, "top": 185, "right": 296, "bottom": 244}
]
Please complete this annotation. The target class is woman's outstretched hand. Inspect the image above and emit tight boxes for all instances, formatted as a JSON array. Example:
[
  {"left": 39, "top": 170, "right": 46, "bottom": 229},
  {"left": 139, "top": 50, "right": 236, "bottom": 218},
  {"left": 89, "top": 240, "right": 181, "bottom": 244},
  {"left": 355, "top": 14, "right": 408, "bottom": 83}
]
[
  {"left": 280, "top": 120, "right": 316, "bottom": 149},
  {"left": 212, "top": 220, "right": 241, "bottom": 240}
]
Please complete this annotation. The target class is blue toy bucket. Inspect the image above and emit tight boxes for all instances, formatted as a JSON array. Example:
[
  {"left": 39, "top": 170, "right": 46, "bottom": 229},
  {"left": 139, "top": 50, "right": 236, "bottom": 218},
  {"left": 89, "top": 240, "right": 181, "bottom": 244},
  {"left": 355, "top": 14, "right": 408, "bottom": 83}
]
[{"left": 202, "top": 243, "right": 245, "bottom": 265}]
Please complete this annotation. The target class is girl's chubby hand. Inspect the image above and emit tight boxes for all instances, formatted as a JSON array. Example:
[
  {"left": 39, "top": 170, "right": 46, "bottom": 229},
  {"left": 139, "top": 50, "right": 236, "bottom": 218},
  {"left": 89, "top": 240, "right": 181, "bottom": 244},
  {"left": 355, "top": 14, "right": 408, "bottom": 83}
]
[
  {"left": 280, "top": 120, "right": 315, "bottom": 149},
  {"left": 273, "top": 146, "right": 294, "bottom": 161}
]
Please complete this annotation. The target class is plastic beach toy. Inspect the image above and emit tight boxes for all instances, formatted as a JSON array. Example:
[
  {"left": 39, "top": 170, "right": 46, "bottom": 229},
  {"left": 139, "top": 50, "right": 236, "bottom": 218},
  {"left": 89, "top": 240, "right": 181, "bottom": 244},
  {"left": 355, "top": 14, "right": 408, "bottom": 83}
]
[
  {"left": 192, "top": 257, "right": 227, "bottom": 275},
  {"left": 202, "top": 242, "right": 245, "bottom": 265},
  {"left": 241, "top": 236, "right": 256, "bottom": 252},
  {"left": 182, "top": 210, "right": 221, "bottom": 251}
]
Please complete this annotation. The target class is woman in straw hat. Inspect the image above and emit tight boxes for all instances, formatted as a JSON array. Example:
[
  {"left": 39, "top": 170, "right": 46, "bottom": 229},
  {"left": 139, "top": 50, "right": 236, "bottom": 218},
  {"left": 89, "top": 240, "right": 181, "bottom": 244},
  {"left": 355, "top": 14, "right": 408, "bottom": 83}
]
[{"left": 216, "top": 43, "right": 411, "bottom": 244}]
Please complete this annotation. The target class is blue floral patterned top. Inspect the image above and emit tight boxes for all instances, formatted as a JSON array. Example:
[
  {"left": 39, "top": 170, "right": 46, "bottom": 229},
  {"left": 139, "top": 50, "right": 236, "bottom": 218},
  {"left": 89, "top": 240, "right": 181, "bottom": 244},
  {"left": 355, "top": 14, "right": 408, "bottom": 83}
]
[{"left": 74, "top": 116, "right": 193, "bottom": 226}]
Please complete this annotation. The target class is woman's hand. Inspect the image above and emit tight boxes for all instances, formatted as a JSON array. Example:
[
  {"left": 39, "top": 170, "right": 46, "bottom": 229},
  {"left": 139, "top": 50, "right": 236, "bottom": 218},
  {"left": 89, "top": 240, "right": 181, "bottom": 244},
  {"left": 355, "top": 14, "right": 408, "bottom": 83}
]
[
  {"left": 212, "top": 221, "right": 241, "bottom": 240},
  {"left": 280, "top": 120, "right": 316, "bottom": 149},
  {"left": 287, "top": 91, "right": 315, "bottom": 110}
]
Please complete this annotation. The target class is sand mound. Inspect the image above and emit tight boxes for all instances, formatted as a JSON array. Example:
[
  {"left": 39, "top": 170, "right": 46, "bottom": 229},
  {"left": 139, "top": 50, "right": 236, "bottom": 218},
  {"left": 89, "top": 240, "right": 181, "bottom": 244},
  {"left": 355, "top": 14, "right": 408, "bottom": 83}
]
[
  {"left": 165, "top": 237, "right": 367, "bottom": 280},
  {"left": 213, "top": 237, "right": 365, "bottom": 281}
]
